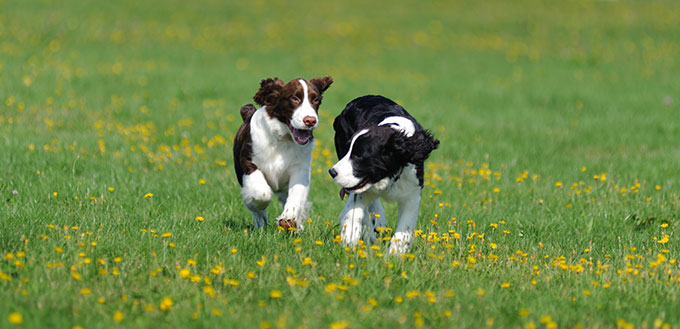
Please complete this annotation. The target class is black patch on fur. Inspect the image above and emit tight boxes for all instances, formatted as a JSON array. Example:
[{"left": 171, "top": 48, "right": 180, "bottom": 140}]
[{"left": 333, "top": 95, "right": 439, "bottom": 186}]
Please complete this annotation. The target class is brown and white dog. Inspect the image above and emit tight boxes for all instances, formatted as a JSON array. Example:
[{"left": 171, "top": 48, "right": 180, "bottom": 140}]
[{"left": 233, "top": 77, "right": 333, "bottom": 230}]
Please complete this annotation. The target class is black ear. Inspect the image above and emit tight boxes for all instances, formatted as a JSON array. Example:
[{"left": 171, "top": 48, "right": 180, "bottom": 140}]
[
  {"left": 310, "top": 76, "right": 333, "bottom": 94},
  {"left": 253, "top": 78, "right": 285, "bottom": 106},
  {"left": 391, "top": 130, "right": 440, "bottom": 164}
]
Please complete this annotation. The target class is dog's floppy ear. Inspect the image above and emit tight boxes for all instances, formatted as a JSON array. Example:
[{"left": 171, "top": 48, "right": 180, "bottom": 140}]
[
  {"left": 253, "top": 78, "right": 285, "bottom": 107},
  {"left": 390, "top": 130, "right": 440, "bottom": 164},
  {"left": 310, "top": 76, "right": 333, "bottom": 94}
]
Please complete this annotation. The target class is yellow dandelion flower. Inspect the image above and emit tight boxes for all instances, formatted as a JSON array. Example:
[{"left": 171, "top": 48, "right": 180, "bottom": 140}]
[
  {"left": 330, "top": 320, "right": 350, "bottom": 329},
  {"left": 113, "top": 311, "right": 124, "bottom": 323},
  {"left": 8, "top": 312, "right": 22, "bottom": 324},
  {"left": 80, "top": 288, "right": 92, "bottom": 295},
  {"left": 203, "top": 286, "right": 216, "bottom": 298},
  {"left": 195, "top": 216, "right": 204, "bottom": 222},
  {"left": 161, "top": 232, "right": 172, "bottom": 238},
  {"left": 270, "top": 290, "right": 282, "bottom": 298},
  {"left": 500, "top": 282, "right": 511, "bottom": 289},
  {"left": 144, "top": 193, "right": 153, "bottom": 198},
  {"left": 405, "top": 290, "right": 420, "bottom": 299},
  {"left": 159, "top": 296, "right": 173, "bottom": 311}
]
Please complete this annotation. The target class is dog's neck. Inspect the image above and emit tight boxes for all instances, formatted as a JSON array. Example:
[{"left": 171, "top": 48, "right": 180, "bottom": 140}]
[{"left": 253, "top": 106, "right": 292, "bottom": 142}]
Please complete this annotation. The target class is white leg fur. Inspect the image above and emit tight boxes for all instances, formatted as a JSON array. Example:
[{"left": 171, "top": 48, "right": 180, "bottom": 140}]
[
  {"left": 338, "top": 194, "right": 376, "bottom": 245},
  {"left": 389, "top": 193, "right": 421, "bottom": 254},
  {"left": 277, "top": 171, "right": 311, "bottom": 231},
  {"left": 241, "top": 170, "right": 273, "bottom": 228}
]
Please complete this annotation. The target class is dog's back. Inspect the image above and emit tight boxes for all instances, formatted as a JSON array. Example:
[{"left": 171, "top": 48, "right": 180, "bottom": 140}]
[{"left": 333, "top": 95, "right": 422, "bottom": 159}]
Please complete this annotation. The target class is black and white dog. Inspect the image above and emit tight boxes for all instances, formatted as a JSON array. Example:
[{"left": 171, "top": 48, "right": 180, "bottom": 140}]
[
  {"left": 233, "top": 77, "right": 333, "bottom": 230},
  {"left": 329, "top": 95, "right": 439, "bottom": 253}
]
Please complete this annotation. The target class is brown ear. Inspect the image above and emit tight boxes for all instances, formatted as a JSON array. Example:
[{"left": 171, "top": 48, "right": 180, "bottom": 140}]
[
  {"left": 253, "top": 78, "right": 285, "bottom": 106},
  {"left": 310, "top": 76, "right": 333, "bottom": 94}
]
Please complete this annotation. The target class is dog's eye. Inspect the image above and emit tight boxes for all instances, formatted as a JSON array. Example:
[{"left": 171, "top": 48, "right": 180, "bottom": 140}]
[
  {"left": 290, "top": 96, "right": 301, "bottom": 104},
  {"left": 312, "top": 97, "right": 320, "bottom": 104}
]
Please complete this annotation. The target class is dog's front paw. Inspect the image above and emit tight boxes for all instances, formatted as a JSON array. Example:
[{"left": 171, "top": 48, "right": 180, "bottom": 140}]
[
  {"left": 277, "top": 212, "right": 305, "bottom": 232},
  {"left": 388, "top": 232, "right": 412, "bottom": 254},
  {"left": 341, "top": 223, "right": 362, "bottom": 246}
]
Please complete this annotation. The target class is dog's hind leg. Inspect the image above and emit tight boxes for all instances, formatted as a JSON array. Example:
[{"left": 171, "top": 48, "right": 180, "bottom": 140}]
[{"left": 241, "top": 170, "right": 273, "bottom": 228}]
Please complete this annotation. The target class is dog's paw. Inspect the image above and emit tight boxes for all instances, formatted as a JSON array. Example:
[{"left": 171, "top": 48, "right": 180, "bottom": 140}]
[
  {"left": 276, "top": 216, "right": 305, "bottom": 232},
  {"left": 277, "top": 217, "right": 295, "bottom": 230},
  {"left": 388, "top": 232, "right": 411, "bottom": 254},
  {"left": 254, "top": 220, "right": 267, "bottom": 228},
  {"left": 252, "top": 212, "right": 268, "bottom": 228}
]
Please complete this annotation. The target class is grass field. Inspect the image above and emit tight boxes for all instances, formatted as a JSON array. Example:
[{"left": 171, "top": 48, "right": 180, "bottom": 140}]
[{"left": 1, "top": 0, "right": 680, "bottom": 328}]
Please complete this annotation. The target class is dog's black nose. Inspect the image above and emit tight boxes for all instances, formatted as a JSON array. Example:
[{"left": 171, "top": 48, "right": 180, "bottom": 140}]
[{"left": 328, "top": 168, "right": 338, "bottom": 178}]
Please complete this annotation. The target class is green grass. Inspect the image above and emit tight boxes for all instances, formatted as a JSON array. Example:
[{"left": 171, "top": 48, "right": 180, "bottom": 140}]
[{"left": 1, "top": 0, "right": 680, "bottom": 328}]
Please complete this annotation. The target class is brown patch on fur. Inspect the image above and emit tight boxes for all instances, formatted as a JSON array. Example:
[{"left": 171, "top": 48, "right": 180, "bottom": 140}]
[
  {"left": 233, "top": 114, "right": 257, "bottom": 186},
  {"left": 253, "top": 78, "right": 285, "bottom": 107},
  {"left": 310, "top": 76, "right": 333, "bottom": 94},
  {"left": 252, "top": 77, "right": 333, "bottom": 124},
  {"left": 240, "top": 104, "right": 257, "bottom": 121}
]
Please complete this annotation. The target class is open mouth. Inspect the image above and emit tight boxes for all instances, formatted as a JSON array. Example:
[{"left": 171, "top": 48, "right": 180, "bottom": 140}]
[
  {"left": 288, "top": 125, "right": 313, "bottom": 145},
  {"left": 339, "top": 177, "right": 369, "bottom": 200}
]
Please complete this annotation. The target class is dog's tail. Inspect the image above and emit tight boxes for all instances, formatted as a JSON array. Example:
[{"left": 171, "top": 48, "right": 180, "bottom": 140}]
[{"left": 240, "top": 104, "right": 257, "bottom": 121}]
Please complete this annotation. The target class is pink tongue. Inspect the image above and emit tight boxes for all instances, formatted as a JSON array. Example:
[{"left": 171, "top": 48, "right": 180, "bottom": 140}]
[{"left": 292, "top": 128, "right": 312, "bottom": 145}]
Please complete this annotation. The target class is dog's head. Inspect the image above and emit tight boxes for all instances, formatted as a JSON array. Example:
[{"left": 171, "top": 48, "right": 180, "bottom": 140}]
[
  {"left": 329, "top": 124, "right": 439, "bottom": 194},
  {"left": 253, "top": 77, "right": 333, "bottom": 145}
]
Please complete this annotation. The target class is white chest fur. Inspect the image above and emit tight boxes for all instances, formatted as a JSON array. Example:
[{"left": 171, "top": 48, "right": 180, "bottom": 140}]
[
  {"left": 248, "top": 108, "right": 313, "bottom": 192},
  {"left": 365, "top": 163, "right": 419, "bottom": 202}
]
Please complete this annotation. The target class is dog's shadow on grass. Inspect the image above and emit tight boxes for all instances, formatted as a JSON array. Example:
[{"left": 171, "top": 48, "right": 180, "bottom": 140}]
[{"left": 222, "top": 218, "right": 254, "bottom": 232}]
